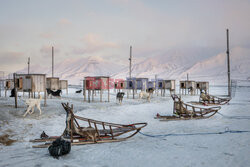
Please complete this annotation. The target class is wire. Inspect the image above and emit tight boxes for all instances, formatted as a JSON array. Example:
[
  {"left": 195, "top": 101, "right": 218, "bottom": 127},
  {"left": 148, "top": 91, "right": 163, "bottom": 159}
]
[
  {"left": 217, "top": 112, "right": 250, "bottom": 120},
  {"left": 139, "top": 128, "right": 250, "bottom": 138}
]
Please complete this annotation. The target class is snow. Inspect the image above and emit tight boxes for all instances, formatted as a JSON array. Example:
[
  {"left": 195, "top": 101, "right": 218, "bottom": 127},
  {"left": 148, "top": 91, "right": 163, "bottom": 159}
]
[{"left": 0, "top": 86, "right": 250, "bottom": 167}]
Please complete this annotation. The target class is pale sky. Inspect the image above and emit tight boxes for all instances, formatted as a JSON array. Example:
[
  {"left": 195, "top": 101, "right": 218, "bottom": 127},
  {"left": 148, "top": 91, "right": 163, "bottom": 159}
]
[{"left": 0, "top": 0, "right": 250, "bottom": 73}]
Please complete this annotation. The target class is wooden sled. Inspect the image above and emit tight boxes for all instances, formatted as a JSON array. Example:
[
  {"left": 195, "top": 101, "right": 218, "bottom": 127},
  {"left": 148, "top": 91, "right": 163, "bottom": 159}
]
[
  {"left": 31, "top": 103, "right": 147, "bottom": 148},
  {"left": 189, "top": 93, "right": 231, "bottom": 106},
  {"left": 155, "top": 94, "right": 221, "bottom": 121}
]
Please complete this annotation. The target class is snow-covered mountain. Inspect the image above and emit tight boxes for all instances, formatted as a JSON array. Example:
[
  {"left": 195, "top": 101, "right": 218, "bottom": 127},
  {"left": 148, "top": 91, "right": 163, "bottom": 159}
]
[
  {"left": 18, "top": 47, "right": 250, "bottom": 85},
  {"left": 179, "top": 47, "right": 250, "bottom": 84}
]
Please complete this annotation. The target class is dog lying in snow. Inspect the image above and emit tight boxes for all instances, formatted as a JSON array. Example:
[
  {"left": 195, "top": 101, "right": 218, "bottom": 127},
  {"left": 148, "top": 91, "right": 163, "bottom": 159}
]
[
  {"left": 46, "top": 88, "right": 62, "bottom": 97},
  {"left": 139, "top": 91, "right": 151, "bottom": 102},
  {"left": 23, "top": 95, "right": 42, "bottom": 117},
  {"left": 75, "top": 90, "right": 82, "bottom": 93}
]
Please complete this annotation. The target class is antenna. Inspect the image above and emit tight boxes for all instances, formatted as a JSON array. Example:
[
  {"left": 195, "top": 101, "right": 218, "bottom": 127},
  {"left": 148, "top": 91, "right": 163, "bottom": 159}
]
[
  {"left": 129, "top": 46, "right": 132, "bottom": 78},
  {"left": 52, "top": 46, "right": 54, "bottom": 77},
  {"left": 226, "top": 29, "right": 231, "bottom": 98},
  {"left": 28, "top": 57, "right": 30, "bottom": 74}
]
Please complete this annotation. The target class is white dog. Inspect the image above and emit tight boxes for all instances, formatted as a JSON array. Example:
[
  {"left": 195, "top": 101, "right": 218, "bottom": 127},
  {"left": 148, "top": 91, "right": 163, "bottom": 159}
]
[
  {"left": 139, "top": 91, "right": 151, "bottom": 102},
  {"left": 23, "top": 95, "right": 42, "bottom": 117}
]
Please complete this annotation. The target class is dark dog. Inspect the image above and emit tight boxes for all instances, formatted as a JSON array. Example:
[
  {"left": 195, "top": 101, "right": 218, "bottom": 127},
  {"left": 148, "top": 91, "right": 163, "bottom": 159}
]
[
  {"left": 75, "top": 90, "right": 82, "bottom": 93},
  {"left": 146, "top": 88, "right": 154, "bottom": 94},
  {"left": 10, "top": 88, "right": 16, "bottom": 97},
  {"left": 47, "top": 88, "right": 62, "bottom": 97},
  {"left": 116, "top": 92, "right": 125, "bottom": 105}
]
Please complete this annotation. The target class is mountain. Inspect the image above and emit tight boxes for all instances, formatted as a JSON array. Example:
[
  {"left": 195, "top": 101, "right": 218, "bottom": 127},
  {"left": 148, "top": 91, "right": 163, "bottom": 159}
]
[
  {"left": 113, "top": 47, "right": 221, "bottom": 79},
  {"left": 18, "top": 56, "right": 126, "bottom": 85},
  {"left": 18, "top": 47, "right": 250, "bottom": 85},
  {"left": 180, "top": 47, "right": 250, "bottom": 84}
]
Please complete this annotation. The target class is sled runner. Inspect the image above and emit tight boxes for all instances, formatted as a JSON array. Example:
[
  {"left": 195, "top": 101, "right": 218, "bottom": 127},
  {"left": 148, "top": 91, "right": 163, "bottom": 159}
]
[
  {"left": 189, "top": 93, "right": 231, "bottom": 106},
  {"left": 31, "top": 103, "right": 147, "bottom": 148},
  {"left": 155, "top": 94, "right": 221, "bottom": 121}
]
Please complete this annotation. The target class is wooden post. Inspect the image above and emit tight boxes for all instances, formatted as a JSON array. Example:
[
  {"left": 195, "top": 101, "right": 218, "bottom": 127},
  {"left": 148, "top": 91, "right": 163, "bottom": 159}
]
[
  {"left": 13, "top": 73, "right": 17, "bottom": 108},
  {"left": 88, "top": 90, "right": 90, "bottom": 103},
  {"left": 92, "top": 90, "right": 94, "bottom": 102},
  {"left": 0, "top": 81, "right": 1, "bottom": 97},
  {"left": 185, "top": 81, "right": 187, "bottom": 95},
  {"left": 44, "top": 76, "right": 46, "bottom": 106},
  {"left": 129, "top": 46, "right": 132, "bottom": 79},
  {"left": 179, "top": 82, "right": 181, "bottom": 95},
  {"left": 28, "top": 57, "right": 30, "bottom": 74},
  {"left": 84, "top": 79, "right": 86, "bottom": 102},
  {"left": 52, "top": 46, "right": 54, "bottom": 78},
  {"left": 108, "top": 77, "right": 110, "bottom": 102},
  {"left": 100, "top": 89, "right": 102, "bottom": 102},
  {"left": 226, "top": 29, "right": 231, "bottom": 98}
]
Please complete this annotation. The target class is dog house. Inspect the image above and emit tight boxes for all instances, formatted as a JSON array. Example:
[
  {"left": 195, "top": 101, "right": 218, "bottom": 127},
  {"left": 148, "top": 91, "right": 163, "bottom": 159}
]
[
  {"left": 148, "top": 81, "right": 156, "bottom": 89},
  {"left": 46, "top": 77, "right": 60, "bottom": 90},
  {"left": 135, "top": 78, "right": 148, "bottom": 90},
  {"left": 84, "top": 76, "right": 110, "bottom": 102},
  {"left": 0, "top": 79, "right": 4, "bottom": 97},
  {"left": 59, "top": 80, "right": 68, "bottom": 94},
  {"left": 114, "top": 79, "right": 126, "bottom": 92},
  {"left": 126, "top": 77, "right": 136, "bottom": 89},
  {"left": 4, "top": 79, "right": 14, "bottom": 97},
  {"left": 196, "top": 81, "right": 209, "bottom": 94},
  {"left": 126, "top": 77, "right": 149, "bottom": 99},
  {"left": 179, "top": 80, "right": 196, "bottom": 95},
  {"left": 5, "top": 79, "right": 14, "bottom": 90},
  {"left": 163, "top": 80, "right": 176, "bottom": 95},
  {"left": 156, "top": 79, "right": 164, "bottom": 89},
  {"left": 15, "top": 74, "right": 47, "bottom": 105}
]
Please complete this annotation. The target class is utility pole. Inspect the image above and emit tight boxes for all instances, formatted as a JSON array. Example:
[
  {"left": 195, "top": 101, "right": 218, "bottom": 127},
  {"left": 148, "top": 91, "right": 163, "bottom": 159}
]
[
  {"left": 129, "top": 46, "right": 132, "bottom": 79},
  {"left": 28, "top": 57, "right": 30, "bottom": 74},
  {"left": 226, "top": 29, "right": 231, "bottom": 98},
  {"left": 13, "top": 73, "right": 17, "bottom": 108},
  {"left": 52, "top": 46, "right": 54, "bottom": 77}
]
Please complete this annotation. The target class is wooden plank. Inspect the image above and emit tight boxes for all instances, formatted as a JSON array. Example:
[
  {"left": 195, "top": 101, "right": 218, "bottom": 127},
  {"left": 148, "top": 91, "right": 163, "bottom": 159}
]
[{"left": 32, "top": 138, "right": 125, "bottom": 148}]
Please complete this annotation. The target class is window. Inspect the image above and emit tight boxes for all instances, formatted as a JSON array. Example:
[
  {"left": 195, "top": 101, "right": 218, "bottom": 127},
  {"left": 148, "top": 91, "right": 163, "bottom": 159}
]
[
  {"left": 129, "top": 81, "right": 133, "bottom": 87},
  {"left": 159, "top": 82, "right": 163, "bottom": 88}
]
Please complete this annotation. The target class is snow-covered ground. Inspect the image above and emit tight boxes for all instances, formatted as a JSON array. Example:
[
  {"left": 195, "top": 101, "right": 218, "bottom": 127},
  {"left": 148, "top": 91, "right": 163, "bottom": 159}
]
[{"left": 0, "top": 86, "right": 250, "bottom": 167}]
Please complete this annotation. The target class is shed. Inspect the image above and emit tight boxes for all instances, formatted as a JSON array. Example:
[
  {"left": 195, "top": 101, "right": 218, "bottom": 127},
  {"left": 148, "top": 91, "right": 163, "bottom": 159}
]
[
  {"left": 59, "top": 80, "right": 68, "bottom": 94},
  {"left": 179, "top": 80, "right": 196, "bottom": 95},
  {"left": 135, "top": 78, "right": 148, "bottom": 90},
  {"left": 5, "top": 79, "right": 14, "bottom": 90},
  {"left": 16, "top": 74, "right": 46, "bottom": 92},
  {"left": 4, "top": 79, "right": 14, "bottom": 97},
  {"left": 15, "top": 74, "right": 47, "bottom": 105},
  {"left": 84, "top": 76, "right": 110, "bottom": 102},
  {"left": 46, "top": 77, "right": 60, "bottom": 90},
  {"left": 163, "top": 80, "right": 176, "bottom": 95},
  {"left": 126, "top": 77, "right": 136, "bottom": 89},
  {"left": 196, "top": 81, "right": 209, "bottom": 94},
  {"left": 157, "top": 79, "right": 164, "bottom": 89},
  {"left": 114, "top": 79, "right": 126, "bottom": 92},
  {"left": 0, "top": 79, "right": 5, "bottom": 97},
  {"left": 148, "top": 81, "right": 156, "bottom": 89}
]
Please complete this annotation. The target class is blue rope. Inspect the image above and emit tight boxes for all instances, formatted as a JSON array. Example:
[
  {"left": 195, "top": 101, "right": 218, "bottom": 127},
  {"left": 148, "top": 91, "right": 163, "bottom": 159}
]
[
  {"left": 139, "top": 128, "right": 250, "bottom": 138},
  {"left": 217, "top": 112, "right": 250, "bottom": 120}
]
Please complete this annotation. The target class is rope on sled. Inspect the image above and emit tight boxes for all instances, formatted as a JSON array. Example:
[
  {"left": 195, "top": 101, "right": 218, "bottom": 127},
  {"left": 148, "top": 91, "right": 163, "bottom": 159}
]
[
  {"left": 217, "top": 112, "right": 250, "bottom": 120},
  {"left": 139, "top": 127, "right": 250, "bottom": 138}
]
